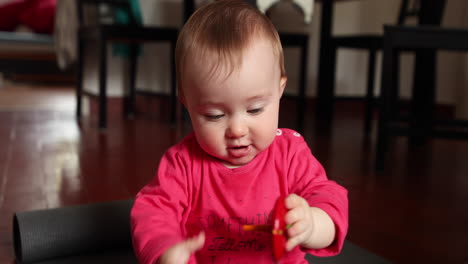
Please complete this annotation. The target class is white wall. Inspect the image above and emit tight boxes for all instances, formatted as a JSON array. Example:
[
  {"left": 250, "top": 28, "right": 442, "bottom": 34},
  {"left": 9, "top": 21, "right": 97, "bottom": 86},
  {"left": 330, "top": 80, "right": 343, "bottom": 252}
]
[{"left": 83, "top": 0, "right": 468, "bottom": 119}]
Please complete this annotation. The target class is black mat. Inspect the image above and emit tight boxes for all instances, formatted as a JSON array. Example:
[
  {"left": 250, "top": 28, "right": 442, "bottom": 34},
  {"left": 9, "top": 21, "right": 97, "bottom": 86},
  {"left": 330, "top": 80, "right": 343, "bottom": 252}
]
[
  {"left": 13, "top": 198, "right": 390, "bottom": 264},
  {"left": 13, "top": 199, "right": 136, "bottom": 264},
  {"left": 33, "top": 250, "right": 137, "bottom": 264},
  {"left": 306, "top": 240, "right": 391, "bottom": 264}
]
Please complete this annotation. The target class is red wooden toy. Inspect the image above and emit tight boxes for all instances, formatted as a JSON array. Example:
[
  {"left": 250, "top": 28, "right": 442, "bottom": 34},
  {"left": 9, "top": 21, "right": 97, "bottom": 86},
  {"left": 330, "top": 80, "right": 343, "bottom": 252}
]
[
  {"left": 242, "top": 196, "right": 288, "bottom": 262},
  {"left": 271, "top": 196, "right": 287, "bottom": 261}
]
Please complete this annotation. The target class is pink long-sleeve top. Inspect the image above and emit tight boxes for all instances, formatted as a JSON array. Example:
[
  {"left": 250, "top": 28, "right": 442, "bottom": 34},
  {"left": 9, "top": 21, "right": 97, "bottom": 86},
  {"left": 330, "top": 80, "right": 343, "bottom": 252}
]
[{"left": 131, "top": 129, "right": 348, "bottom": 264}]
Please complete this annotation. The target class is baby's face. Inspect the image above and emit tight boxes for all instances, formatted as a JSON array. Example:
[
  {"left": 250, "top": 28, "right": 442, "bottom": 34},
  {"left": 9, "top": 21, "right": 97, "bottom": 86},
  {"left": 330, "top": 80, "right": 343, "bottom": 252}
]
[{"left": 182, "top": 38, "right": 286, "bottom": 167}]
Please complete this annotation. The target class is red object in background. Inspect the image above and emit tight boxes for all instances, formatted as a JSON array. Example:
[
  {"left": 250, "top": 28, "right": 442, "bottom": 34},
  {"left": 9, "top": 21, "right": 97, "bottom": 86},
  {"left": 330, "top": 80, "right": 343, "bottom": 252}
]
[
  {"left": 272, "top": 196, "right": 287, "bottom": 262},
  {"left": 0, "top": 0, "right": 56, "bottom": 34},
  {"left": 0, "top": 0, "right": 27, "bottom": 31}
]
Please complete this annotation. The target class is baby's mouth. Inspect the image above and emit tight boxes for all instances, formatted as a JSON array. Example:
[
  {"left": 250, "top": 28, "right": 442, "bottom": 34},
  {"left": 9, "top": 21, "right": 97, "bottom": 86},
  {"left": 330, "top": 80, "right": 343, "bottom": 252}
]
[
  {"left": 231, "top": 146, "right": 247, "bottom": 149},
  {"left": 227, "top": 145, "right": 251, "bottom": 157}
]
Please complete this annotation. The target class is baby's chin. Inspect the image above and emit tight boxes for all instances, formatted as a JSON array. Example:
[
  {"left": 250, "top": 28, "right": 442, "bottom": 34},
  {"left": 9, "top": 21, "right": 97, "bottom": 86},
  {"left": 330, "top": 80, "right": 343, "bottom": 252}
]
[
  {"left": 220, "top": 155, "right": 256, "bottom": 168},
  {"left": 222, "top": 162, "right": 243, "bottom": 169}
]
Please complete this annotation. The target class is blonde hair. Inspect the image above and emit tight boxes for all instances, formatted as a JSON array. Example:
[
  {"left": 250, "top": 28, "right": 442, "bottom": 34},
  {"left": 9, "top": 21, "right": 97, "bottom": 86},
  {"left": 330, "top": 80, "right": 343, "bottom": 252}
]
[{"left": 175, "top": 0, "right": 286, "bottom": 92}]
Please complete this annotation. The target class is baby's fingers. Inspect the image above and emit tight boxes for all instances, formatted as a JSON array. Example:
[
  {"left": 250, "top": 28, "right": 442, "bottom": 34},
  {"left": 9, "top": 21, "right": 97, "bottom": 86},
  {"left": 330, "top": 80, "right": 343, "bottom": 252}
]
[
  {"left": 285, "top": 226, "right": 308, "bottom": 252},
  {"left": 184, "top": 231, "right": 205, "bottom": 253},
  {"left": 286, "top": 219, "right": 307, "bottom": 238},
  {"left": 160, "top": 232, "right": 205, "bottom": 264},
  {"left": 285, "top": 205, "right": 307, "bottom": 226},
  {"left": 284, "top": 194, "right": 308, "bottom": 210}
]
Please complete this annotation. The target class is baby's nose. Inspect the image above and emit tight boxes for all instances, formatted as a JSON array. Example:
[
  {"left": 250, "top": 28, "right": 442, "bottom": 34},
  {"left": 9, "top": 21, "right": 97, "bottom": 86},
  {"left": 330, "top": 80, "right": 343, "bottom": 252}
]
[{"left": 226, "top": 117, "right": 248, "bottom": 138}]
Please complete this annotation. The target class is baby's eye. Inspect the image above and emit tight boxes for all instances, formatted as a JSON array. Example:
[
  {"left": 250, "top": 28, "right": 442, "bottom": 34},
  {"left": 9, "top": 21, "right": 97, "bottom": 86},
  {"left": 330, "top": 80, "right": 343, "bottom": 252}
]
[
  {"left": 205, "top": 114, "right": 224, "bottom": 120},
  {"left": 247, "top": 108, "right": 263, "bottom": 114}
]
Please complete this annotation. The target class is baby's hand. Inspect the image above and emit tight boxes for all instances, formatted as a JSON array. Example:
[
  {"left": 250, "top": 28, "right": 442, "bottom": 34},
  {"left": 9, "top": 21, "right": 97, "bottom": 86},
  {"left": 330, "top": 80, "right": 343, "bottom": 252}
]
[
  {"left": 158, "top": 232, "right": 205, "bottom": 264},
  {"left": 284, "top": 194, "right": 335, "bottom": 251},
  {"left": 284, "top": 194, "right": 315, "bottom": 251}
]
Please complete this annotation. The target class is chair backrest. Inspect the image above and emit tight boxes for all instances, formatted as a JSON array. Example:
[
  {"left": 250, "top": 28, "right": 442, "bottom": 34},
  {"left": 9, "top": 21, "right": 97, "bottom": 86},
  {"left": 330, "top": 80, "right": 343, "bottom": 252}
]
[
  {"left": 397, "top": 0, "right": 446, "bottom": 26},
  {"left": 397, "top": 0, "right": 420, "bottom": 25},
  {"left": 78, "top": 0, "right": 197, "bottom": 26}
]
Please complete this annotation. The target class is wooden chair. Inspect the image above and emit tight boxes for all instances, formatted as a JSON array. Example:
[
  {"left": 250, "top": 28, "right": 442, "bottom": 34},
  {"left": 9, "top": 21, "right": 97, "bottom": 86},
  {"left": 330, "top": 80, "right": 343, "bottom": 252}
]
[
  {"left": 76, "top": 0, "right": 183, "bottom": 129},
  {"left": 375, "top": 0, "right": 447, "bottom": 170},
  {"left": 329, "top": 0, "right": 421, "bottom": 136},
  {"left": 375, "top": 25, "right": 468, "bottom": 170}
]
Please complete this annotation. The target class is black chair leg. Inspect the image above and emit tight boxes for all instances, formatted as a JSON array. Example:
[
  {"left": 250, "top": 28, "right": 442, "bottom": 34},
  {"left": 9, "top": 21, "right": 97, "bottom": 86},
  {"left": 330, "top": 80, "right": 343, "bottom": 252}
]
[
  {"left": 297, "top": 38, "right": 308, "bottom": 133},
  {"left": 127, "top": 44, "right": 138, "bottom": 118},
  {"left": 315, "top": 1, "right": 335, "bottom": 125},
  {"left": 315, "top": 43, "right": 337, "bottom": 136},
  {"left": 375, "top": 36, "right": 396, "bottom": 171},
  {"left": 170, "top": 40, "right": 177, "bottom": 124},
  {"left": 76, "top": 38, "right": 84, "bottom": 120},
  {"left": 364, "top": 49, "right": 376, "bottom": 137},
  {"left": 390, "top": 52, "right": 400, "bottom": 120},
  {"left": 410, "top": 49, "right": 436, "bottom": 145},
  {"left": 98, "top": 40, "right": 108, "bottom": 130}
]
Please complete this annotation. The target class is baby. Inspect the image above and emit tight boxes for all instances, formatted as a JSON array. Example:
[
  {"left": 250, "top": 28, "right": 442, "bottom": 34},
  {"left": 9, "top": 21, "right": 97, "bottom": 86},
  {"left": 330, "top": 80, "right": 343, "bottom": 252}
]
[{"left": 131, "top": 1, "right": 348, "bottom": 263}]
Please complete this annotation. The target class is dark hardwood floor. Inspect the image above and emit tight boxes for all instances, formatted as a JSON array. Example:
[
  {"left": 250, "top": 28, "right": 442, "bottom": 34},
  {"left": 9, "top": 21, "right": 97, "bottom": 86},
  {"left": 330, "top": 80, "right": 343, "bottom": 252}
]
[{"left": 0, "top": 85, "right": 467, "bottom": 263}]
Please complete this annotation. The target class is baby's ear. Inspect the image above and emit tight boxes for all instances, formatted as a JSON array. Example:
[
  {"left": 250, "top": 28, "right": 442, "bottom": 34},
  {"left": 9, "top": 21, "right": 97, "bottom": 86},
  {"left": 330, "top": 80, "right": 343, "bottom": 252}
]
[{"left": 280, "top": 76, "right": 287, "bottom": 94}]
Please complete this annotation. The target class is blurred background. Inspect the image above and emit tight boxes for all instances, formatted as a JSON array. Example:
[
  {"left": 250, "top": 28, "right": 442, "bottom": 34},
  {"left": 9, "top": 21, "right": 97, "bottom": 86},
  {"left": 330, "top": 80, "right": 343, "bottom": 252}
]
[{"left": 1, "top": 0, "right": 468, "bottom": 263}]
